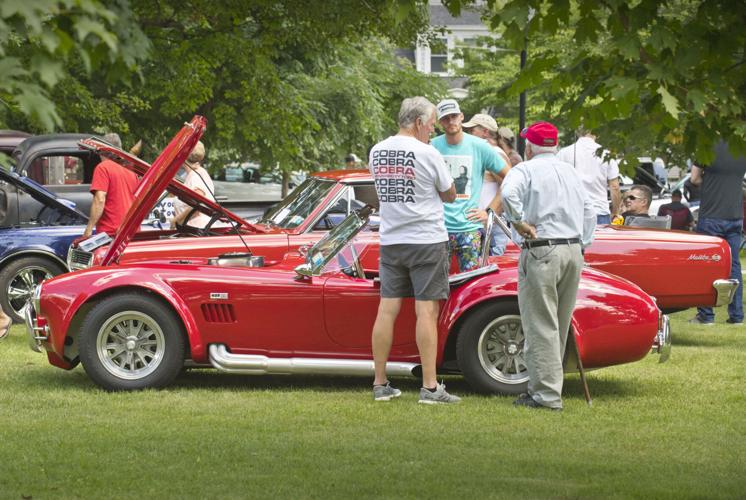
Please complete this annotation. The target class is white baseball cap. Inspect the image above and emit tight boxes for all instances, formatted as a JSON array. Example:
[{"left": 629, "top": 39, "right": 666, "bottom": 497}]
[{"left": 436, "top": 99, "right": 461, "bottom": 120}]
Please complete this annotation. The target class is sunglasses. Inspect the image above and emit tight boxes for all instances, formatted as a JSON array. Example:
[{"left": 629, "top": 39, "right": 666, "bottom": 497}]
[{"left": 624, "top": 195, "right": 640, "bottom": 201}]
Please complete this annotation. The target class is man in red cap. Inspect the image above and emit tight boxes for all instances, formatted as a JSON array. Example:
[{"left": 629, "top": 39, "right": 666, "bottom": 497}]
[{"left": 500, "top": 121, "right": 596, "bottom": 411}]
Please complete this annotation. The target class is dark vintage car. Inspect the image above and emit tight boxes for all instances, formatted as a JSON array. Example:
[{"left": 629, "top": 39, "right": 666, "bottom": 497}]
[
  {"left": 28, "top": 116, "right": 670, "bottom": 394},
  {"left": 8, "top": 134, "right": 104, "bottom": 215},
  {"left": 70, "top": 158, "right": 737, "bottom": 314},
  {"left": 0, "top": 148, "right": 165, "bottom": 323},
  {"left": 0, "top": 167, "right": 89, "bottom": 322}
]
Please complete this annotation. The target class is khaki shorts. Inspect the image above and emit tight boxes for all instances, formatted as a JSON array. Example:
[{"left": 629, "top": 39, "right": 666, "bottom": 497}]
[{"left": 379, "top": 242, "right": 450, "bottom": 300}]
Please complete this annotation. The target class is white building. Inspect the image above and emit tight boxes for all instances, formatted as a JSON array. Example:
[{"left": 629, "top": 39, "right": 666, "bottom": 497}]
[{"left": 396, "top": 2, "right": 493, "bottom": 98}]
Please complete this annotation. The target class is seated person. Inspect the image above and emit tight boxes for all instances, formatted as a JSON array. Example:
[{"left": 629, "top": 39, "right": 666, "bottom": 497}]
[
  {"left": 657, "top": 189, "right": 693, "bottom": 230},
  {"left": 613, "top": 184, "right": 652, "bottom": 224},
  {"left": 172, "top": 141, "right": 219, "bottom": 229}
]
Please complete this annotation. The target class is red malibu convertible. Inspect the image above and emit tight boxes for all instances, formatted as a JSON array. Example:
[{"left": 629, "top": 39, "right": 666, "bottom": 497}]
[
  {"left": 28, "top": 117, "right": 670, "bottom": 393},
  {"left": 68, "top": 145, "right": 737, "bottom": 315}
]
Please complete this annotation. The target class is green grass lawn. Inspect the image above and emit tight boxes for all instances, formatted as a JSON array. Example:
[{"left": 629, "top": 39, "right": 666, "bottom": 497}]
[{"left": 1, "top": 304, "right": 745, "bottom": 498}]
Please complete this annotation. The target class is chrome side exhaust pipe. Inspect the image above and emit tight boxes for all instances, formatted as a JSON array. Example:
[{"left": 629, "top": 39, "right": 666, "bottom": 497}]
[{"left": 209, "top": 344, "right": 419, "bottom": 377}]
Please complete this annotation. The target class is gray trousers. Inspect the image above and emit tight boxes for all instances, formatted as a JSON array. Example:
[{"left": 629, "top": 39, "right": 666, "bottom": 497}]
[{"left": 518, "top": 243, "right": 583, "bottom": 409}]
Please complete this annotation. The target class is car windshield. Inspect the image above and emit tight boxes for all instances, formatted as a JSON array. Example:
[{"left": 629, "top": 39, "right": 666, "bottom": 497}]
[
  {"left": 261, "top": 177, "right": 336, "bottom": 229},
  {"left": 299, "top": 206, "right": 372, "bottom": 276},
  {"left": 669, "top": 174, "right": 689, "bottom": 193},
  {"left": 319, "top": 239, "right": 368, "bottom": 276}
]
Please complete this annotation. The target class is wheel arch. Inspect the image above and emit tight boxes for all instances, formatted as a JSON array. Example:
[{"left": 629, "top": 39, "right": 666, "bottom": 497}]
[
  {"left": 440, "top": 295, "right": 518, "bottom": 367},
  {"left": 0, "top": 249, "right": 68, "bottom": 270},
  {"left": 439, "top": 293, "right": 585, "bottom": 370},
  {"left": 63, "top": 284, "right": 201, "bottom": 364},
  {"left": 0, "top": 250, "right": 69, "bottom": 322}
]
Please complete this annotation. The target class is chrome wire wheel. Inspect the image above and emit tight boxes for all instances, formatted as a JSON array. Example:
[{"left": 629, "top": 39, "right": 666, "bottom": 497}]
[
  {"left": 7, "top": 265, "right": 52, "bottom": 319},
  {"left": 96, "top": 311, "right": 166, "bottom": 380},
  {"left": 476, "top": 314, "right": 528, "bottom": 384}
]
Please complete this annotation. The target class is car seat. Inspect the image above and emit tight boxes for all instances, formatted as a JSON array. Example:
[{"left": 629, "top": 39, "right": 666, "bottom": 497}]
[{"left": 624, "top": 215, "right": 672, "bottom": 229}]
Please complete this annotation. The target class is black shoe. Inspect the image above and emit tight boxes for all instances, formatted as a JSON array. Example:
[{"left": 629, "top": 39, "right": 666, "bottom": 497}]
[
  {"left": 513, "top": 393, "right": 562, "bottom": 412},
  {"left": 726, "top": 318, "right": 744, "bottom": 325}
]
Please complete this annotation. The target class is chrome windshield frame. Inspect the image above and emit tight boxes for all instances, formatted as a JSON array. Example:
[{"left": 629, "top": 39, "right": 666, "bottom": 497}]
[{"left": 295, "top": 206, "right": 373, "bottom": 277}]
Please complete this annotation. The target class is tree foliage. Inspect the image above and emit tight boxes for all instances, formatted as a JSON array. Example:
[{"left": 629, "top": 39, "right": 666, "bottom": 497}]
[
  {"left": 119, "top": 0, "right": 444, "bottom": 176},
  {"left": 0, "top": 0, "right": 150, "bottom": 131},
  {"left": 446, "top": 0, "right": 746, "bottom": 166},
  {"left": 1, "top": 0, "right": 445, "bottom": 190}
]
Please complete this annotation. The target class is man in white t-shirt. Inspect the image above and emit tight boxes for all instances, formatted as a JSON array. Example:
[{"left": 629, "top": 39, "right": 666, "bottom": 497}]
[
  {"left": 368, "top": 96, "right": 460, "bottom": 404},
  {"left": 558, "top": 130, "right": 621, "bottom": 225}
]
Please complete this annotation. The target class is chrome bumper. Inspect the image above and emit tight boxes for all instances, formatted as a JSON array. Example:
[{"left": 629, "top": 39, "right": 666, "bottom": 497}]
[
  {"left": 24, "top": 288, "right": 46, "bottom": 353},
  {"left": 713, "top": 279, "right": 739, "bottom": 307},
  {"left": 651, "top": 314, "right": 671, "bottom": 363}
]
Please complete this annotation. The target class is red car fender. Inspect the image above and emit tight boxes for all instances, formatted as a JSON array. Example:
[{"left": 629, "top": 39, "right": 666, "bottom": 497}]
[
  {"left": 437, "top": 268, "right": 519, "bottom": 364},
  {"left": 40, "top": 267, "right": 205, "bottom": 362},
  {"left": 436, "top": 264, "right": 658, "bottom": 368}
]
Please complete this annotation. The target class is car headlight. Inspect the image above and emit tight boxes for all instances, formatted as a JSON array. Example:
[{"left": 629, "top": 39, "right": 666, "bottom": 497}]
[{"left": 67, "top": 246, "right": 93, "bottom": 270}]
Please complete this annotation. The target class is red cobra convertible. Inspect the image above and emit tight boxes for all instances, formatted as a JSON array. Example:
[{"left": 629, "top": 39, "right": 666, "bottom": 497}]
[
  {"left": 28, "top": 116, "right": 671, "bottom": 393},
  {"left": 67, "top": 151, "right": 737, "bottom": 315}
]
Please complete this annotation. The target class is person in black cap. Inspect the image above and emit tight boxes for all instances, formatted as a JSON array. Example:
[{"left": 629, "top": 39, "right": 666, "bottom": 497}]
[
  {"left": 657, "top": 189, "right": 693, "bottom": 230},
  {"left": 344, "top": 154, "right": 360, "bottom": 169}
]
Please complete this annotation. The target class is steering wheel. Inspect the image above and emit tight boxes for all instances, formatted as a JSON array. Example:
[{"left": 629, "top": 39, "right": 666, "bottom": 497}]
[
  {"left": 171, "top": 208, "right": 221, "bottom": 237},
  {"left": 171, "top": 221, "right": 202, "bottom": 237}
]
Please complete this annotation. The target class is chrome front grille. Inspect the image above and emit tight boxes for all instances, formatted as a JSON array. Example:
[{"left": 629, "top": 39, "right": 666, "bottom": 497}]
[{"left": 67, "top": 247, "right": 93, "bottom": 270}]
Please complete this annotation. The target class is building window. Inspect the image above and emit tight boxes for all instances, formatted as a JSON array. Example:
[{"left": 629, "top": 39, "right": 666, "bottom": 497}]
[{"left": 430, "top": 37, "right": 448, "bottom": 74}]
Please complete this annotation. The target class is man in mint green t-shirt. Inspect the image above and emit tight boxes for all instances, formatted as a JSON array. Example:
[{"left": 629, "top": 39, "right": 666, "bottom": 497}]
[{"left": 432, "top": 99, "right": 510, "bottom": 271}]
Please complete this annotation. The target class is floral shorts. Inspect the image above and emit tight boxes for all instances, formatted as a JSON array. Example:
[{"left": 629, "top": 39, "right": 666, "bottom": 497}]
[{"left": 448, "top": 230, "right": 482, "bottom": 272}]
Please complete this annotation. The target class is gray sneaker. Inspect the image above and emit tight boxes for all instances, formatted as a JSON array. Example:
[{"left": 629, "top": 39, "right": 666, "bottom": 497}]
[
  {"left": 418, "top": 382, "right": 461, "bottom": 405},
  {"left": 373, "top": 382, "right": 402, "bottom": 401},
  {"left": 688, "top": 316, "right": 714, "bottom": 326}
]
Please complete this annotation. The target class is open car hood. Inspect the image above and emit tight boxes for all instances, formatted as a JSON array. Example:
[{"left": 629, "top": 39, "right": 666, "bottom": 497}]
[
  {"left": 0, "top": 167, "right": 88, "bottom": 221},
  {"left": 79, "top": 131, "right": 260, "bottom": 241},
  {"left": 84, "top": 116, "right": 210, "bottom": 265}
]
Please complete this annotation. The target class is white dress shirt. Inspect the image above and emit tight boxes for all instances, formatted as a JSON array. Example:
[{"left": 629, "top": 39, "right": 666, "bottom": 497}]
[
  {"left": 501, "top": 152, "right": 596, "bottom": 247},
  {"left": 557, "top": 137, "right": 619, "bottom": 216}
]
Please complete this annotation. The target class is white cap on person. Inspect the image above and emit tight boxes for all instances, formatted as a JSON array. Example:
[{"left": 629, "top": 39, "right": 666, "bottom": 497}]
[{"left": 436, "top": 99, "right": 461, "bottom": 120}]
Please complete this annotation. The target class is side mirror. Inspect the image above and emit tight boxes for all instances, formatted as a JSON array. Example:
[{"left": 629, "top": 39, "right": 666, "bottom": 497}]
[{"left": 295, "top": 263, "right": 313, "bottom": 277}]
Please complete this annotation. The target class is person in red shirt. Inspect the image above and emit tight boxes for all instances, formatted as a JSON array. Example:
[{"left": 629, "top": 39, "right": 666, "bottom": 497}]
[{"left": 82, "top": 133, "right": 139, "bottom": 238}]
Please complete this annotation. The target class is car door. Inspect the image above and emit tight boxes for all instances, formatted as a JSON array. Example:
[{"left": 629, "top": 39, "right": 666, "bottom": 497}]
[
  {"left": 322, "top": 272, "right": 417, "bottom": 349},
  {"left": 167, "top": 264, "right": 332, "bottom": 356}
]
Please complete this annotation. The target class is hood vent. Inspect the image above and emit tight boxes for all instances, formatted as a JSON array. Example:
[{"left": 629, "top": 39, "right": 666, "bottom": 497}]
[{"left": 201, "top": 303, "right": 236, "bottom": 323}]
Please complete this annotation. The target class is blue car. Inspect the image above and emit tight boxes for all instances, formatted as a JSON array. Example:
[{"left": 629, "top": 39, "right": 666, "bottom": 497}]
[{"left": 0, "top": 167, "right": 89, "bottom": 322}]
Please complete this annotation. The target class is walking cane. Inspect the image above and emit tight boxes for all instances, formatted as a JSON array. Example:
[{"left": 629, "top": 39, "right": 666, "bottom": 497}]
[
  {"left": 487, "top": 210, "right": 593, "bottom": 407},
  {"left": 571, "top": 331, "right": 592, "bottom": 406}
]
